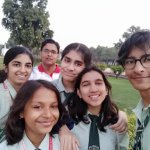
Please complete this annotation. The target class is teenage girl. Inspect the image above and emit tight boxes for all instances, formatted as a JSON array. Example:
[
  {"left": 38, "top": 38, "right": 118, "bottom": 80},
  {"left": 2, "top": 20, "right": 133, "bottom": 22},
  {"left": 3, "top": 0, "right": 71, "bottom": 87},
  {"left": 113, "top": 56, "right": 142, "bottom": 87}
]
[
  {"left": 0, "top": 46, "right": 33, "bottom": 141},
  {"left": 70, "top": 66, "right": 129, "bottom": 150},
  {"left": 52, "top": 43, "right": 128, "bottom": 150},
  {"left": 0, "top": 80, "right": 68, "bottom": 149}
]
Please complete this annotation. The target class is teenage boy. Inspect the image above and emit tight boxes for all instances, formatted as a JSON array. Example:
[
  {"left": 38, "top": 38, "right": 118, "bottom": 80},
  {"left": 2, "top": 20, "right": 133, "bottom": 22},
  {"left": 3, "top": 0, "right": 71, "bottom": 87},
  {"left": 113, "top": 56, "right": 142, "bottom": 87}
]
[
  {"left": 117, "top": 30, "right": 150, "bottom": 150},
  {"left": 30, "top": 39, "right": 60, "bottom": 81}
]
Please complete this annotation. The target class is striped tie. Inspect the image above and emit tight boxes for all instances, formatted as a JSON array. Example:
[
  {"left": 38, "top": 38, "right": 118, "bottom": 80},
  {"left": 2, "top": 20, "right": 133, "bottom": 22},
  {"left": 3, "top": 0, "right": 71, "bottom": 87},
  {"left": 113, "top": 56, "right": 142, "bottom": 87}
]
[{"left": 133, "top": 108, "right": 150, "bottom": 150}]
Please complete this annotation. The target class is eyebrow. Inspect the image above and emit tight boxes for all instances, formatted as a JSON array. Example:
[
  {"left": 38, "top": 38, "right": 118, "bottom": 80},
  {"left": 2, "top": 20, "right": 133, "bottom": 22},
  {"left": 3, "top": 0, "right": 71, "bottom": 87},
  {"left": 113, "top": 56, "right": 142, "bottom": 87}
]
[
  {"left": 13, "top": 60, "right": 32, "bottom": 63},
  {"left": 81, "top": 79, "right": 103, "bottom": 84},
  {"left": 64, "top": 56, "right": 83, "bottom": 63}
]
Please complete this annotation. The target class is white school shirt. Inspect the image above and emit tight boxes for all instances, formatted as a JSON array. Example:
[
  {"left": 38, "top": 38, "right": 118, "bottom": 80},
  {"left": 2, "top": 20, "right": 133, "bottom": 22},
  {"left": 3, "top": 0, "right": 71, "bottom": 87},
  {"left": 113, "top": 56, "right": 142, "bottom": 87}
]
[
  {"left": 71, "top": 120, "right": 129, "bottom": 150},
  {"left": 29, "top": 66, "right": 60, "bottom": 82},
  {"left": 0, "top": 133, "right": 60, "bottom": 150},
  {"left": 0, "top": 79, "right": 17, "bottom": 129}
]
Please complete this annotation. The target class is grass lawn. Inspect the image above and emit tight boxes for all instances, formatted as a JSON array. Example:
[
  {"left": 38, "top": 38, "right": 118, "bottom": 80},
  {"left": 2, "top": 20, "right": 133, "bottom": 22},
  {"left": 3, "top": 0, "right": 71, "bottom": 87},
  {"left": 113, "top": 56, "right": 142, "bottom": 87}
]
[
  {"left": 0, "top": 56, "right": 4, "bottom": 70},
  {"left": 108, "top": 77, "right": 140, "bottom": 114}
]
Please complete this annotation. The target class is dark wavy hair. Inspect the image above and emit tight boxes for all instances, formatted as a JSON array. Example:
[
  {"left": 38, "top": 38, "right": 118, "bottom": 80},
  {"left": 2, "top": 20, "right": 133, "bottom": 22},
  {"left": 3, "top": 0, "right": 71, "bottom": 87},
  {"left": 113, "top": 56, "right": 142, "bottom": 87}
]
[
  {"left": 68, "top": 66, "right": 118, "bottom": 132},
  {"left": 5, "top": 80, "right": 68, "bottom": 145},
  {"left": 117, "top": 30, "right": 150, "bottom": 66},
  {"left": 61, "top": 42, "right": 92, "bottom": 67},
  {"left": 0, "top": 46, "right": 34, "bottom": 83}
]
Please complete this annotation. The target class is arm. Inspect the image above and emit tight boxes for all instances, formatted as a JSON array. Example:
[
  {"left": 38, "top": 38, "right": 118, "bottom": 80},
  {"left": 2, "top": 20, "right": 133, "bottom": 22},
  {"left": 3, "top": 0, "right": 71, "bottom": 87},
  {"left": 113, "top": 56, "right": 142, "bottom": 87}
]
[
  {"left": 59, "top": 125, "right": 79, "bottom": 150},
  {"left": 109, "top": 110, "right": 128, "bottom": 133}
]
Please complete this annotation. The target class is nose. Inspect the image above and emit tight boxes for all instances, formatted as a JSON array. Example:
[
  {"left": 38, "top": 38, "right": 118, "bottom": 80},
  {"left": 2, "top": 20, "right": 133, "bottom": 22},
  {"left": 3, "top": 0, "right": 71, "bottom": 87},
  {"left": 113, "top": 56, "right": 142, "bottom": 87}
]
[
  {"left": 20, "top": 65, "right": 27, "bottom": 72},
  {"left": 68, "top": 62, "right": 75, "bottom": 71},
  {"left": 43, "top": 108, "right": 52, "bottom": 118},
  {"left": 134, "top": 60, "right": 144, "bottom": 72},
  {"left": 89, "top": 83, "right": 98, "bottom": 92}
]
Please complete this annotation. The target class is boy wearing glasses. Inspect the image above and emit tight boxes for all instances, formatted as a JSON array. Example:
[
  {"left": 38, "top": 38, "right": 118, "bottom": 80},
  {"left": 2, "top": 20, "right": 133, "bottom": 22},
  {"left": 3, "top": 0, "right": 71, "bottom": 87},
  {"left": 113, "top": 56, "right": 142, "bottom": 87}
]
[
  {"left": 30, "top": 39, "right": 60, "bottom": 81},
  {"left": 117, "top": 30, "right": 150, "bottom": 150}
]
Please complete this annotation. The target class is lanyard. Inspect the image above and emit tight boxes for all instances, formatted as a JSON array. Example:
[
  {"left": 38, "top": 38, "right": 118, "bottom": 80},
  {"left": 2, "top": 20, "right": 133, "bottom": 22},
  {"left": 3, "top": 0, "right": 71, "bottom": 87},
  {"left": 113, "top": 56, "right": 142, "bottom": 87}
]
[
  {"left": 21, "top": 136, "right": 53, "bottom": 150},
  {"left": 3, "top": 82, "right": 14, "bottom": 100}
]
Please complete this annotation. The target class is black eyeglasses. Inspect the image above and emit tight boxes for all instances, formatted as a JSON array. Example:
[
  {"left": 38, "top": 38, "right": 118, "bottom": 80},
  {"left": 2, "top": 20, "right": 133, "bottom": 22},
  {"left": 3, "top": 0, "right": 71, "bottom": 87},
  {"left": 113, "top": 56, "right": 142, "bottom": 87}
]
[
  {"left": 123, "top": 54, "right": 150, "bottom": 69},
  {"left": 42, "top": 49, "right": 58, "bottom": 55}
]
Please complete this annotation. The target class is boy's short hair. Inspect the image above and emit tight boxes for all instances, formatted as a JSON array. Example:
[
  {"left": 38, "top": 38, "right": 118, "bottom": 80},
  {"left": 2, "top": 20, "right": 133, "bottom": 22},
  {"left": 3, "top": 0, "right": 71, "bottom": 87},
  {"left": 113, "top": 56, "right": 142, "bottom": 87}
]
[{"left": 117, "top": 30, "right": 150, "bottom": 66}]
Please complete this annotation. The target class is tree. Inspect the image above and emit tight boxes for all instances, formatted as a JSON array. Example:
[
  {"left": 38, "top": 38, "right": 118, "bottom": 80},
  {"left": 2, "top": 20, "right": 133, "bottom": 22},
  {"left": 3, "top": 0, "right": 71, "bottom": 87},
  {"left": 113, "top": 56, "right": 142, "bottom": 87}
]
[
  {"left": 114, "top": 25, "right": 142, "bottom": 50},
  {"left": 2, "top": 0, "right": 53, "bottom": 52}
]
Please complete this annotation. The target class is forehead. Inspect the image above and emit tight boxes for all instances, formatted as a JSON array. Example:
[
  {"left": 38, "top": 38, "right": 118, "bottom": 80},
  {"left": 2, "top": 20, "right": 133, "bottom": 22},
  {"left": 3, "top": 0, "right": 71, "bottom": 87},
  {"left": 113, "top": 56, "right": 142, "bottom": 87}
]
[
  {"left": 128, "top": 47, "right": 150, "bottom": 58},
  {"left": 10, "top": 54, "right": 32, "bottom": 63},
  {"left": 42, "top": 43, "right": 58, "bottom": 51},
  {"left": 81, "top": 71, "right": 103, "bottom": 82},
  {"left": 29, "top": 87, "right": 57, "bottom": 103},
  {"left": 64, "top": 50, "right": 84, "bottom": 61}
]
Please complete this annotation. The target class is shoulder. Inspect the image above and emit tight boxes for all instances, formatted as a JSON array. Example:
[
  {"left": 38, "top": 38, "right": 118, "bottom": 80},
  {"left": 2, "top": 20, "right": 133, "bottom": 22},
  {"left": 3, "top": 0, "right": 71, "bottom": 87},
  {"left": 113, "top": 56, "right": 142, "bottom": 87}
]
[
  {"left": 0, "top": 140, "right": 18, "bottom": 150},
  {"left": 52, "top": 134, "right": 60, "bottom": 149}
]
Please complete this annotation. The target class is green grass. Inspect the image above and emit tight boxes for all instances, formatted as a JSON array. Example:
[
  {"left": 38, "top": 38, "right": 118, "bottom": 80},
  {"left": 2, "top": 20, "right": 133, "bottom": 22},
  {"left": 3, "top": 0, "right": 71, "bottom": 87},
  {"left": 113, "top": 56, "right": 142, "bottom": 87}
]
[
  {"left": 0, "top": 56, "right": 4, "bottom": 70},
  {"left": 108, "top": 77, "right": 140, "bottom": 114}
]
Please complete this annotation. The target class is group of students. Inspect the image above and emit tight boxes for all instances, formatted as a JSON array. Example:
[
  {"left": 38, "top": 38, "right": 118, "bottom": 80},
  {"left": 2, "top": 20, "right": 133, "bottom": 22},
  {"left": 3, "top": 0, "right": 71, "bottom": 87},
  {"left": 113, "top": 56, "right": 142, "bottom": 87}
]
[{"left": 0, "top": 30, "right": 149, "bottom": 150}]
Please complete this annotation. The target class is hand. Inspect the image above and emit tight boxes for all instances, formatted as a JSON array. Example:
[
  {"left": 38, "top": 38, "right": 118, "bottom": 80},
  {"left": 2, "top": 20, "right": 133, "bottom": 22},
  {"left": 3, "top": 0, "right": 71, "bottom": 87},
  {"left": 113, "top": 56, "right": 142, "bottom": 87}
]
[
  {"left": 109, "top": 110, "right": 128, "bottom": 133},
  {"left": 59, "top": 125, "right": 79, "bottom": 150}
]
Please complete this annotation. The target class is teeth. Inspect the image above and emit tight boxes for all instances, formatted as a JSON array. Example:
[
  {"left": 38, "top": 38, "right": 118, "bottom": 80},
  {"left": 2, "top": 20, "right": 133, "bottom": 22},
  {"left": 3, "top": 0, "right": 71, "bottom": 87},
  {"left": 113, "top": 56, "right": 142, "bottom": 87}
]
[{"left": 90, "top": 95, "right": 99, "bottom": 100}]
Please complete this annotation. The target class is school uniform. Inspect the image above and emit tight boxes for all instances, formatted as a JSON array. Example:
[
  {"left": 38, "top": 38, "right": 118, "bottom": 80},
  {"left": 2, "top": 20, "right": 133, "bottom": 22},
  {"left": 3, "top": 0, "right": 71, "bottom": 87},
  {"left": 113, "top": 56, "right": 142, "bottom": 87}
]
[
  {"left": 71, "top": 114, "right": 129, "bottom": 150},
  {"left": 52, "top": 76, "right": 67, "bottom": 104},
  {"left": 29, "top": 64, "right": 60, "bottom": 81},
  {"left": 0, "top": 133, "right": 60, "bottom": 150},
  {"left": 133, "top": 100, "right": 150, "bottom": 150},
  {"left": 0, "top": 79, "right": 16, "bottom": 129}
]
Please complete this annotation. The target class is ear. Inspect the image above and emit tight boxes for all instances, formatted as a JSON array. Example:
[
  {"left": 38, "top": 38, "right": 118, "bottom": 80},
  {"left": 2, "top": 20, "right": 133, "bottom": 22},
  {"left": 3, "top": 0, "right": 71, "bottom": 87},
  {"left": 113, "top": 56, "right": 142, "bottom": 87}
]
[
  {"left": 20, "top": 112, "right": 24, "bottom": 119},
  {"left": 4, "top": 66, "right": 8, "bottom": 73},
  {"left": 77, "top": 89, "right": 82, "bottom": 98}
]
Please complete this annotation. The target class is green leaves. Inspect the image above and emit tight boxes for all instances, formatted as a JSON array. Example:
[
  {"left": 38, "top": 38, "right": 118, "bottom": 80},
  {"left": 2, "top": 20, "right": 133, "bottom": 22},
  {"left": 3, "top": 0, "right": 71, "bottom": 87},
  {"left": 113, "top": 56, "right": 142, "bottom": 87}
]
[{"left": 2, "top": 0, "right": 53, "bottom": 51}]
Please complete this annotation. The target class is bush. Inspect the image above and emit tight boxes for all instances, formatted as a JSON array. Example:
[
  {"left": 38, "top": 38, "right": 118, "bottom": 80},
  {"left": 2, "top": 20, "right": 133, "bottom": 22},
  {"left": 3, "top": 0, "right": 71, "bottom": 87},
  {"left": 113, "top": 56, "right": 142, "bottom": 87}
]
[
  {"left": 110, "top": 65, "right": 124, "bottom": 75},
  {"left": 96, "top": 63, "right": 107, "bottom": 71},
  {"left": 128, "top": 113, "right": 136, "bottom": 150}
]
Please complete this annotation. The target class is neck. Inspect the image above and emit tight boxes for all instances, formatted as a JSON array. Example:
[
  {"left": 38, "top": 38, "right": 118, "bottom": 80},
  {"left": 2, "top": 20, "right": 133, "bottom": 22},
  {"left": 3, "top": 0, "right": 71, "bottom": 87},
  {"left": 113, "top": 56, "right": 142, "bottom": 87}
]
[
  {"left": 8, "top": 79, "right": 22, "bottom": 92},
  {"left": 140, "top": 89, "right": 150, "bottom": 106},
  {"left": 42, "top": 63, "right": 56, "bottom": 74},
  {"left": 62, "top": 78, "right": 75, "bottom": 92},
  {"left": 25, "top": 131, "right": 46, "bottom": 148},
  {"left": 88, "top": 105, "right": 101, "bottom": 116}
]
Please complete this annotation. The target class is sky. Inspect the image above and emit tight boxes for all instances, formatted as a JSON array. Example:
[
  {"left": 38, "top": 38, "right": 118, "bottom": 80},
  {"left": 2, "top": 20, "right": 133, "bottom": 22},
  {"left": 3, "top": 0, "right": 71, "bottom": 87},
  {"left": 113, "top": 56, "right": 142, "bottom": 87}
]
[{"left": 0, "top": 0, "right": 150, "bottom": 49}]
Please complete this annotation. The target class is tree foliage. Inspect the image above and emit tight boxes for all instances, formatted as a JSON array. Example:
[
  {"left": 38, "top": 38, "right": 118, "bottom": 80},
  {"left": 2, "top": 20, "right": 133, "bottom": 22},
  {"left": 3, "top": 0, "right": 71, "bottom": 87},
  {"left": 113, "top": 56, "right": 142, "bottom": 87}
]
[
  {"left": 91, "top": 45, "right": 117, "bottom": 63},
  {"left": 114, "top": 25, "right": 142, "bottom": 50},
  {"left": 2, "top": 0, "right": 53, "bottom": 51}
]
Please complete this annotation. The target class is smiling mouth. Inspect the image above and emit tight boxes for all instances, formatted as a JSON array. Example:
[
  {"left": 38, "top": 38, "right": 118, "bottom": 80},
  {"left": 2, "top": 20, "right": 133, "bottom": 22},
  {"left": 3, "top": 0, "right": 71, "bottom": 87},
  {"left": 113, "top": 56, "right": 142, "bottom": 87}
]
[{"left": 89, "top": 95, "right": 100, "bottom": 100}]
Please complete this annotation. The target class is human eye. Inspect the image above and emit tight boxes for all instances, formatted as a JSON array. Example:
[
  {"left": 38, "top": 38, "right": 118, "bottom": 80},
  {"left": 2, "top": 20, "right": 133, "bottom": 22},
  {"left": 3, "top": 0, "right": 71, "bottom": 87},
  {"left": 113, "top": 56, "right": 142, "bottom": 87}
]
[
  {"left": 43, "top": 49, "right": 49, "bottom": 53},
  {"left": 82, "top": 81, "right": 89, "bottom": 87},
  {"left": 96, "top": 81, "right": 103, "bottom": 85},
  {"left": 51, "top": 103, "right": 58, "bottom": 109},
  {"left": 75, "top": 62, "right": 83, "bottom": 67},
  {"left": 51, "top": 50, "right": 57, "bottom": 54},
  {"left": 32, "top": 104, "right": 41, "bottom": 110},
  {"left": 26, "top": 63, "right": 32, "bottom": 68},
  {"left": 143, "top": 55, "right": 150, "bottom": 62},
  {"left": 125, "top": 58, "right": 135, "bottom": 65},
  {"left": 13, "top": 62, "right": 20, "bottom": 67},
  {"left": 64, "top": 57, "right": 70, "bottom": 63}
]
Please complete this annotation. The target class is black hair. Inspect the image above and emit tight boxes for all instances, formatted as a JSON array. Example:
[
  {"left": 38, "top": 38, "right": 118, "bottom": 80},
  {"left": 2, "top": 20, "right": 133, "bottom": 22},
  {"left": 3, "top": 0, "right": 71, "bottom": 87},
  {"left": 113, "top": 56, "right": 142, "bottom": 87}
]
[
  {"left": 5, "top": 80, "right": 68, "bottom": 145},
  {"left": 117, "top": 30, "right": 150, "bottom": 65},
  {"left": 68, "top": 66, "right": 118, "bottom": 132},
  {"left": 41, "top": 38, "right": 60, "bottom": 53},
  {"left": 0, "top": 46, "right": 34, "bottom": 83},
  {"left": 61, "top": 43, "right": 92, "bottom": 67}
]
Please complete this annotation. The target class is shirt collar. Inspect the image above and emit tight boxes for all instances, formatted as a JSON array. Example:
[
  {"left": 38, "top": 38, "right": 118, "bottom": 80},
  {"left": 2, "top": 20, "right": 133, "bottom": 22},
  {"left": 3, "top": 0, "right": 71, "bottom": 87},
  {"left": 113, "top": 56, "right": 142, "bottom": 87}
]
[
  {"left": 56, "top": 76, "right": 67, "bottom": 93},
  {"left": 23, "top": 132, "right": 49, "bottom": 149},
  {"left": 4, "top": 79, "right": 17, "bottom": 99},
  {"left": 133, "top": 100, "right": 150, "bottom": 120},
  {"left": 38, "top": 64, "right": 60, "bottom": 75}
]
